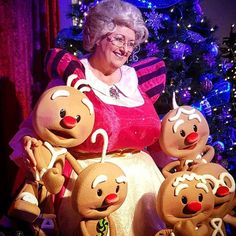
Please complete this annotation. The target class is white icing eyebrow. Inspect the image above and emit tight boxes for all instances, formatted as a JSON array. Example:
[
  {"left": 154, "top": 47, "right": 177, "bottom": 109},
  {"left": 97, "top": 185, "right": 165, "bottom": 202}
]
[
  {"left": 92, "top": 175, "right": 107, "bottom": 188},
  {"left": 51, "top": 90, "right": 70, "bottom": 100},
  {"left": 82, "top": 98, "right": 94, "bottom": 115},
  {"left": 116, "top": 175, "right": 128, "bottom": 184},
  {"left": 189, "top": 113, "right": 201, "bottom": 122},
  {"left": 175, "top": 183, "right": 188, "bottom": 196},
  {"left": 173, "top": 119, "right": 184, "bottom": 133},
  {"left": 196, "top": 183, "right": 209, "bottom": 193},
  {"left": 169, "top": 107, "right": 196, "bottom": 122},
  {"left": 173, "top": 173, "right": 207, "bottom": 186}
]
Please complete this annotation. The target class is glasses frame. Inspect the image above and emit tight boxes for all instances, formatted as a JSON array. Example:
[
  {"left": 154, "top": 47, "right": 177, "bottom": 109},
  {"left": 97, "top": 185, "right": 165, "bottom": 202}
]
[{"left": 106, "top": 34, "right": 137, "bottom": 53}]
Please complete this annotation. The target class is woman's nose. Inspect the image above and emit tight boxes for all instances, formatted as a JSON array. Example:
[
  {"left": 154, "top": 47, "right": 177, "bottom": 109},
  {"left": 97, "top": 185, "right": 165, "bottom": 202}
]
[{"left": 120, "top": 43, "right": 129, "bottom": 53}]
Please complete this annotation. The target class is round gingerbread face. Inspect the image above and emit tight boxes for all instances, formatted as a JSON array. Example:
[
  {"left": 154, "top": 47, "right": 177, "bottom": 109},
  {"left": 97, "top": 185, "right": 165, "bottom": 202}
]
[
  {"left": 156, "top": 171, "right": 214, "bottom": 227},
  {"left": 32, "top": 86, "right": 95, "bottom": 148},
  {"left": 192, "top": 163, "right": 235, "bottom": 218},
  {"left": 72, "top": 162, "right": 128, "bottom": 219},
  {"left": 159, "top": 106, "right": 209, "bottom": 159}
]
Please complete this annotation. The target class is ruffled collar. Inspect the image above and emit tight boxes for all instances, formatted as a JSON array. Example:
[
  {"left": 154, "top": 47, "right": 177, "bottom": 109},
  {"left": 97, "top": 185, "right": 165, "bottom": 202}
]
[{"left": 80, "top": 58, "right": 144, "bottom": 107}]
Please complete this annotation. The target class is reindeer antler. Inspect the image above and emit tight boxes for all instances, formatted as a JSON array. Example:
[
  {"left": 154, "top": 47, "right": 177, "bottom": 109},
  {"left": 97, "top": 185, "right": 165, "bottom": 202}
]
[
  {"left": 67, "top": 74, "right": 91, "bottom": 93},
  {"left": 91, "top": 129, "right": 108, "bottom": 163}
]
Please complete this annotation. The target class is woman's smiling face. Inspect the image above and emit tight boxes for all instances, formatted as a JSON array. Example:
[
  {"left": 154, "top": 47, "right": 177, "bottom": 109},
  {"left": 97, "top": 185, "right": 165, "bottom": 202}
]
[{"left": 96, "top": 25, "right": 136, "bottom": 71}]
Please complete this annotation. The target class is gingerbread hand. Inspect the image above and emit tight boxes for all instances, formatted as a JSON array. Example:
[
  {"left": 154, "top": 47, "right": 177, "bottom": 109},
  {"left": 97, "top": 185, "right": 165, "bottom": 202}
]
[
  {"left": 23, "top": 136, "right": 42, "bottom": 172},
  {"left": 155, "top": 228, "right": 173, "bottom": 236},
  {"left": 174, "top": 220, "right": 208, "bottom": 236},
  {"left": 42, "top": 168, "right": 65, "bottom": 194},
  {"left": 223, "top": 212, "right": 236, "bottom": 227}
]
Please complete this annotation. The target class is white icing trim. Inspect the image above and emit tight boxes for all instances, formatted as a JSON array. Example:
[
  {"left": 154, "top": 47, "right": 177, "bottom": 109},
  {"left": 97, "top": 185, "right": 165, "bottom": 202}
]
[
  {"left": 196, "top": 183, "right": 209, "bottom": 193},
  {"left": 173, "top": 173, "right": 206, "bottom": 187},
  {"left": 175, "top": 183, "right": 189, "bottom": 196},
  {"left": 92, "top": 175, "right": 108, "bottom": 188},
  {"left": 169, "top": 107, "right": 196, "bottom": 122},
  {"left": 82, "top": 98, "right": 94, "bottom": 115},
  {"left": 67, "top": 74, "right": 78, "bottom": 86},
  {"left": 51, "top": 90, "right": 69, "bottom": 100},
  {"left": 91, "top": 129, "right": 108, "bottom": 163},
  {"left": 116, "top": 175, "right": 128, "bottom": 184},
  {"left": 210, "top": 218, "right": 224, "bottom": 236},
  {"left": 173, "top": 119, "right": 184, "bottom": 133},
  {"left": 18, "top": 192, "right": 38, "bottom": 205},
  {"left": 189, "top": 113, "right": 201, "bottom": 122}
]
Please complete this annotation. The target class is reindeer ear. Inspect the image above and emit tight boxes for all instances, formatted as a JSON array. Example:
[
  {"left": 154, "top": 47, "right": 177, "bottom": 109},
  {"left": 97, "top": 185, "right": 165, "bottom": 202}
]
[
  {"left": 67, "top": 74, "right": 78, "bottom": 87},
  {"left": 67, "top": 74, "right": 91, "bottom": 92}
]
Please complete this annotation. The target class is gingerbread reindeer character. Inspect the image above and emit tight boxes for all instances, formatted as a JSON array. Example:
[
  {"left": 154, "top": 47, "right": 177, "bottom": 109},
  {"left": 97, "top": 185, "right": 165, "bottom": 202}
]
[
  {"left": 65, "top": 129, "right": 128, "bottom": 236},
  {"left": 8, "top": 75, "right": 95, "bottom": 235},
  {"left": 156, "top": 171, "right": 215, "bottom": 236},
  {"left": 192, "top": 162, "right": 236, "bottom": 236},
  {"left": 159, "top": 93, "right": 215, "bottom": 177}
]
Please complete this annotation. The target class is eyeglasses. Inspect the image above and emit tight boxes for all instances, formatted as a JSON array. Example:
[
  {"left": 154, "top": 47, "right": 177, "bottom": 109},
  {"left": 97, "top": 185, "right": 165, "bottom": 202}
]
[{"left": 106, "top": 34, "right": 136, "bottom": 52}]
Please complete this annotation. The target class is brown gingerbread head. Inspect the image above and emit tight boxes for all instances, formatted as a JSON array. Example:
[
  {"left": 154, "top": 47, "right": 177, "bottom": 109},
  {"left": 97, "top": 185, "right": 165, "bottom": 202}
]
[
  {"left": 159, "top": 105, "right": 210, "bottom": 160},
  {"left": 159, "top": 94, "right": 214, "bottom": 175},
  {"left": 32, "top": 78, "right": 95, "bottom": 148},
  {"left": 192, "top": 163, "right": 235, "bottom": 218},
  {"left": 156, "top": 171, "right": 215, "bottom": 235}
]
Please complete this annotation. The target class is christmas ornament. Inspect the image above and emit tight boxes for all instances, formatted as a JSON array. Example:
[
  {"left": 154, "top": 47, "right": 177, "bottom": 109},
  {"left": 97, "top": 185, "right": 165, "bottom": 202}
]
[
  {"left": 207, "top": 135, "right": 213, "bottom": 144},
  {"left": 145, "top": 42, "right": 160, "bottom": 57},
  {"left": 206, "top": 81, "right": 231, "bottom": 107},
  {"left": 200, "top": 78, "right": 213, "bottom": 93},
  {"left": 169, "top": 41, "right": 191, "bottom": 60},
  {"left": 144, "top": 10, "right": 165, "bottom": 36},
  {"left": 186, "top": 30, "right": 206, "bottom": 43},
  {"left": 221, "top": 59, "right": 233, "bottom": 73},
  {"left": 169, "top": 42, "right": 185, "bottom": 60},
  {"left": 201, "top": 99, "right": 212, "bottom": 117},
  {"left": 199, "top": 73, "right": 215, "bottom": 81},
  {"left": 208, "top": 42, "right": 219, "bottom": 57},
  {"left": 212, "top": 141, "right": 225, "bottom": 153},
  {"left": 202, "top": 53, "right": 216, "bottom": 67}
]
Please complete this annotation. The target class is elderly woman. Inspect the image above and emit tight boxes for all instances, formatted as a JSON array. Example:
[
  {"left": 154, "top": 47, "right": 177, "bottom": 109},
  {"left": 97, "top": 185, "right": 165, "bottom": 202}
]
[{"left": 9, "top": 0, "right": 166, "bottom": 235}]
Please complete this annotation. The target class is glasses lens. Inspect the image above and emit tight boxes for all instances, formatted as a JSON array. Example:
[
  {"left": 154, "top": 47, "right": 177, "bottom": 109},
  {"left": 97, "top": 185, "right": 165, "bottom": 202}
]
[
  {"left": 112, "top": 36, "right": 125, "bottom": 47},
  {"left": 107, "top": 34, "right": 135, "bottom": 52}
]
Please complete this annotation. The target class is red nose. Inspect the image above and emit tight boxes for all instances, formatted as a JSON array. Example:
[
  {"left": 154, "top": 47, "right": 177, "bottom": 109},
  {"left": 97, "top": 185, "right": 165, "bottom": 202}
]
[
  {"left": 216, "top": 186, "right": 229, "bottom": 197},
  {"left": 185, "top": 132, "right": 198, "bottom": 144},
  {"left": 105, "top": 193, "right": 118, "bottom": 205},
  {"left": 186, "top": 201, "right": 202, "bottom": 213},
  {"left": 62, "top": 116, "right": 77, "bottom": 128}
]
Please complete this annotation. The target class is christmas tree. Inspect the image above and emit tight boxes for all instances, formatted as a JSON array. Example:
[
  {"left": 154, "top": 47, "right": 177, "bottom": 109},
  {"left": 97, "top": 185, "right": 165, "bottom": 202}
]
[{"left": 56, "top": 0, "right": 236, "bottom": 177}]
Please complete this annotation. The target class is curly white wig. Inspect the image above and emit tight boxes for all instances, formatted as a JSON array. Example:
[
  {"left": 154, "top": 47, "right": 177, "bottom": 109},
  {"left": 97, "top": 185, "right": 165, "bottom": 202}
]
[{"left": 83, "top": 0, "right": 149, "bottom": 52}]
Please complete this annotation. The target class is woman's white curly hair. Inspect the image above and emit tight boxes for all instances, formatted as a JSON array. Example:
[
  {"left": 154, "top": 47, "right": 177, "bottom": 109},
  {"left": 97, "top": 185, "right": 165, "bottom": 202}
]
[{"left": 83, "top": 0, "right": 149, "bottom": 52}]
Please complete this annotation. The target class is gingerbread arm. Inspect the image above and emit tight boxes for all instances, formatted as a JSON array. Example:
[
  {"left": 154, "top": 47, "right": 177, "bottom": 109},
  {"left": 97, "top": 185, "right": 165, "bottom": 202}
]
[
  {"left": 202, "top": 145, "right": 215, "bottom": 162},
  {"left": 65, "top": 152, "right": 83, "bottom": 175},
  {"left": 223, "top": 196, "right": 236, "bottom": 227},
  {"left": 108, "top": 215, "right": 116, "bottom": 236},
  {"left": 162, "top": 160, "right": 181, "bottom": 178},
  {"left": 79, "top": 220, "right": 90, "bottom": 236}
]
